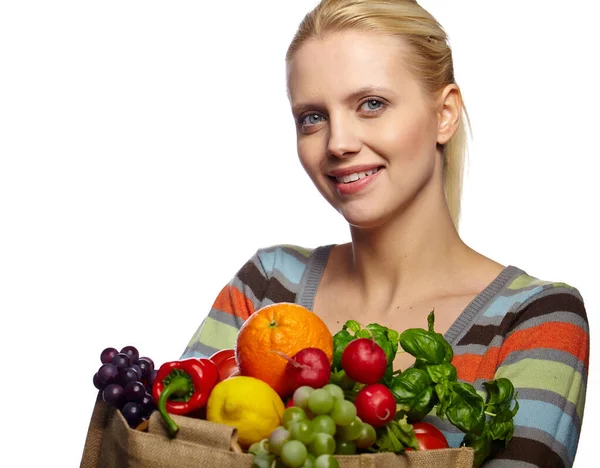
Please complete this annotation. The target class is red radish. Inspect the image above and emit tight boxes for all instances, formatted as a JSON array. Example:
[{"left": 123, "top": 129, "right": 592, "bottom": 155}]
[
  {"left": 341, "top": 338, "right": 387, "bottom": 384},
  {"left": 272, "top": 347, "right": 331, "bottom": 394},
  {"left": 354, "top": 383, "right": 396, "bottom": 427}
]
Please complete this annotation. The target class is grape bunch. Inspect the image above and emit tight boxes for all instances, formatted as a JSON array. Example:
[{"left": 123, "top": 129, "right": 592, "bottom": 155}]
[
  {"left": 93, "top": 345, "right": 158, "bottom": 428},
  {"left": 250, "top": 384, "right": 377, "bottom": 468}
]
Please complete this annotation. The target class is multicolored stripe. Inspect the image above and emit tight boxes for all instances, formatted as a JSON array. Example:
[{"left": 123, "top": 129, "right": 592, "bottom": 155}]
[{"left": 181, "top": 244, "right": 589, "bottom": 467}]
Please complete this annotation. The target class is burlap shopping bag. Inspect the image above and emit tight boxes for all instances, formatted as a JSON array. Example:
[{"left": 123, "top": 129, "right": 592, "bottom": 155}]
[{"left": 80, "top": 396, "right": 474, "bottom": 467}]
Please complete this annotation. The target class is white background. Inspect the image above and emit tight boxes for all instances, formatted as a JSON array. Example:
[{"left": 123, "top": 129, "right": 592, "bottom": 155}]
[{"left": 1, "top": 1, "right": 598, "bottom": 466}]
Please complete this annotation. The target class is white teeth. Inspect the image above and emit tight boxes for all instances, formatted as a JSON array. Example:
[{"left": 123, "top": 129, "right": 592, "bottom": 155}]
[{"left": 335, "top": 167, "right": 380, "bottom": 184}]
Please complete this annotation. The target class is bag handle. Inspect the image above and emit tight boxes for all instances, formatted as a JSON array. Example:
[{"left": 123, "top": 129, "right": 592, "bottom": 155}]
[{"left": 148, "top": 411, "right": 243, "bottom": 453}]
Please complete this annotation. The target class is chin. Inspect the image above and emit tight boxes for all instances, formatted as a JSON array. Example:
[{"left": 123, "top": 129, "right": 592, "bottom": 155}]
[{"left": 338, "top": 205, "right": 389, "bottom": 230}]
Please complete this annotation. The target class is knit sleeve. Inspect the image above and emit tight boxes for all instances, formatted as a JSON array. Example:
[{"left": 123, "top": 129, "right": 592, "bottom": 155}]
[
  {"left": 179, "top": 250, "right": 270, "bottom": 359},
  {"left": 483, "top": 288, "right": 589, "bottom": 468}
]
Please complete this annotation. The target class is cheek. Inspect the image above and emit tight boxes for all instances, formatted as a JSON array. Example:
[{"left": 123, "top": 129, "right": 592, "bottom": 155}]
[
  {"left": 297, "top": 138, "right": 323, "bottom": 175},
  {"left": 373, "top": 114, "right": 436, "bottom": 164}
]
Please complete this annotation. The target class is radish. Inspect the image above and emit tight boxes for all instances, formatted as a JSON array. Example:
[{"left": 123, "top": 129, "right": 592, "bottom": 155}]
[
  {"left": 354, "top": 383, "right": 396, "bottom": 427},
  {"left": 272, "top": 347, "right": 331, "bottom": 394},
  {"left": 341, "top": 338, "right": 387, "bottom": 384}
]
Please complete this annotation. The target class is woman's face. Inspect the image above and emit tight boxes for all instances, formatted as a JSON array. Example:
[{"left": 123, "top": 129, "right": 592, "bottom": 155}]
[{"left": 287, "top": 30, "right": 446, "bottom": 229}]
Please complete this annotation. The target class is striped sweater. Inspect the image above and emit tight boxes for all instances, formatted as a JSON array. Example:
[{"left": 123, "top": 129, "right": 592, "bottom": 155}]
[{"left": 181, "top": 244, "right": 589, "bottom": 468}]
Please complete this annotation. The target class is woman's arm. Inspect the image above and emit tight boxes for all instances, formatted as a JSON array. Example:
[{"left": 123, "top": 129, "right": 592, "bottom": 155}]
[
  {"left": 179, "top": 250, "right": 270, "bottom": 359},
  {"left": 484, "top": 288, "right": 589, "bottom": 467}
]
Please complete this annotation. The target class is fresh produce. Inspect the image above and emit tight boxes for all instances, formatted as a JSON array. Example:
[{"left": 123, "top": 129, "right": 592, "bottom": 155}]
[
  {"left": 252, "top": 383, "right": 374, "bottom": 467},
  {"left": 206, "top": 376, "right": 285, "bottom": 447},
  {"left": 92, "top": 345, "right": 157, "bottom": 428},
  {"left": 411, "top": 422, "right": 449, "bottom": 450},
  {"left": 235, "top": 302, "right": 333, "bottom": 396},
  {"left": 209, "top": 348, "right": 239, "bottom": 381},
  {"left": 152, "top": 357, "right": 219, "bottom": 437},
  {"left": 280, "top": 347, "right": 331, "bottom": 394},
  {"left": 332, "top": 312, "right": 520, "bottom": 467},
  {"left": 341, "top": 338, "right": 387, "bottom": 384},
  {"left": 353, "top": 384, "right": 396, "bottom": 428}
]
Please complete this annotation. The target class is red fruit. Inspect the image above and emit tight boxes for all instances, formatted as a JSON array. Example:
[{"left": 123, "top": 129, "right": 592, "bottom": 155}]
[
  {"left": 412, "top": 422, "right": 449, "bottom": 449},
  {"left": 209, "top": 349, "right": 239, "bottom": 381},
  {"left": 286, "top": 398, "right": 295, "bottom": 408},
  {"left": 209, "top": 349, "right": 235, "bottom": 366},
  {"left": 354, "top": 383, "right": 396, "bottom": 428},
  {"left": 341, "top": 338, "right": 387, "bottom": 384},
  {"left": 277, "top": 347, "right": 331, "bottom": 394}
]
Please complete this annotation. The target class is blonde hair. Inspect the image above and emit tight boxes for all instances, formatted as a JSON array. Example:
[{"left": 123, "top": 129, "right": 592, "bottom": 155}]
[{"left": 286, "top": 0, "right": 470, "bottom": 228}]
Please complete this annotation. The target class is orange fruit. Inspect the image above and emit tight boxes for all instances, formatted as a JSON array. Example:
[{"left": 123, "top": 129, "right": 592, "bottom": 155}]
[{"left": 235, "top": 302, "right": 333, "bottom": 396}]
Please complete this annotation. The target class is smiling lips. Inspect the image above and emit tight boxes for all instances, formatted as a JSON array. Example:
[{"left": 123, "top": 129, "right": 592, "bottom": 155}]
[{"left": 328, "top": 165, "right": 383, "bottom": 195}]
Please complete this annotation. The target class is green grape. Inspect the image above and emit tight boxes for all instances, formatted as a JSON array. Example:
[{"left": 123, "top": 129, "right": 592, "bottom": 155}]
[
  {"left": 280, "top": 440, "right": 308, "bottom": 468},
  {"left": 300, "top": 453, "right": 316, "bottom": 468},
  {"left": 322, "top": 384, "right": 344, "bottom": 401},
  {"left": 334, "top": 440, "right": 357, "bottom": 455},
  {"left": 290, "top": 419, "right": 316, "bottom": 445},
  {"left": 314, "top": 454, "right": 340, "bottom": 468},
  {"left": 307, "top": 389, "right": 334, "bottom": 415},
  {"left": 268, "top": 426, "right": 291, "bottom": 455},
  {"left": 311, "top": 415, "right": 336, "bottom": 437},
  {"left": 283, "top": 407, "right": 307, "bottom": 430},
  {"left": 330, "top": 399, "right": 356, "bottom": 426},
  {"left": 308, "top": 433, "right": 335, "bottom": 457},
  {"left": 337, "top": 416, "right": 363, "bottom": 441},
  {"left": 355, "top": 422, "right": 377, "bottom": 449},
  {"left": 249, "top": 438, "right": 270, "bottom": 456},
  {"left": 251, "top": 453, "right": 276, "bottom": 468},
  {"left": 293, "top": 386, "right": 315, "bottom": 410}
]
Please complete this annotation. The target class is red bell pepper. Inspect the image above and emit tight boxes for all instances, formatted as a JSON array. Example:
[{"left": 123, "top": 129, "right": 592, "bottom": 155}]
[{"left": 152, "top": 357, "right": 219, "bottom": 437}]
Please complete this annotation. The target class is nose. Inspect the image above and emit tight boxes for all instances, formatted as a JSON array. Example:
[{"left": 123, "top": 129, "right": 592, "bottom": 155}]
[{"left": 327, "top": 115, "right": 361, "bottom": 158}]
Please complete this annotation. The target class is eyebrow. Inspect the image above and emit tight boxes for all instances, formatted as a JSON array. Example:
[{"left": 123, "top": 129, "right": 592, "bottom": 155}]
[{"left": 291, "top": 86, "right": 396, "bottom": 116}]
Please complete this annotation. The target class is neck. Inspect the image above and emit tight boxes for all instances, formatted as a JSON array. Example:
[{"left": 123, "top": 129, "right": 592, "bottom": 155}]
[{"left": 345, "top": 185, "right": 471, "bottom": 307}]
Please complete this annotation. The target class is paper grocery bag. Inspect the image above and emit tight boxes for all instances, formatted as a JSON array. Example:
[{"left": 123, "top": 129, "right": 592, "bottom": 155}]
[{"left": 80, "top": 395, "right": 474, "bottom": 467}]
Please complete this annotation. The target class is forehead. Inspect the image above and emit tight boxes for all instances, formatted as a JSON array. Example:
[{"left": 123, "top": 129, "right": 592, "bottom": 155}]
[{"left": 287, "top": 30, "right": 415, "bottom": 103}]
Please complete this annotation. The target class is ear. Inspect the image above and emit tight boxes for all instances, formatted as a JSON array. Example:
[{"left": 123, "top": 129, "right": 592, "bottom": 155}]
[{"left": 436, "top": 84, "right": 462, "bottom": 146}]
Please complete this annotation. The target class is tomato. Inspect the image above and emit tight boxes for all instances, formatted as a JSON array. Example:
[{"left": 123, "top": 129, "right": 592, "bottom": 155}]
[
  {"left": 408, "top": 422, "right": 449, "bottom": 450},
  {"left": 209, "top": 349, "right": 239, "bottom": 381},
  {"left": 209, "top": 348, "right": 235, "bottom": 366}
]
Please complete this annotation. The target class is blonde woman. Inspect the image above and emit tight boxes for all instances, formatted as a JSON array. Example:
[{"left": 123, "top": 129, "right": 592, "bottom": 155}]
[{"left": 182, "top": 1, "right": 588, "bottom": 466}]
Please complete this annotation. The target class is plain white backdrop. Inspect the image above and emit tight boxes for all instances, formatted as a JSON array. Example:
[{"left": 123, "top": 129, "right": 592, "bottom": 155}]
[{"left": 1, "top": 1, "right": 598, "bottom": 466}]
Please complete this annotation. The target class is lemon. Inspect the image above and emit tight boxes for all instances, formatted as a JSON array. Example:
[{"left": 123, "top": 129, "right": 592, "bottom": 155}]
[{"left": 206, "top": 376, "right": 285, "bottom": 447}]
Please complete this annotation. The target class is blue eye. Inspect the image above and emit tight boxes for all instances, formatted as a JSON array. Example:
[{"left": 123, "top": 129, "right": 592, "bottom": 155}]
[
  {"left": 361, "top": 99, "right": 383, "bottom": 111},
  {"left": 299, "top": 113, "right": 326, "bottom": 126}
]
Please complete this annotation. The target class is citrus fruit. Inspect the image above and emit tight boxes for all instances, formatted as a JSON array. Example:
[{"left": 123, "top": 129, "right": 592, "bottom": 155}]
[
  {"left": 206, "top": 376, "right": 285, "bottom": 447},
  {"left": 235, "top": 302, "right": 333, "bottom": 396}
]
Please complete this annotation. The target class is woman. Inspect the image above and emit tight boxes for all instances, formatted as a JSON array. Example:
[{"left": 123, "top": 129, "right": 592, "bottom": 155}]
[{"left": 181, "top": 0, "right": 588, "bottom": 466}]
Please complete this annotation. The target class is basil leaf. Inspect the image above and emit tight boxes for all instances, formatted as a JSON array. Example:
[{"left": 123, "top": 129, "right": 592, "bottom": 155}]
[
  {"left": 331, "top": 329, "right": 354, "bottom": 371},
  {"left": 462, "top": 427, "right": 492, "bottom": 468},
  {"left": 390, "top": 416, "right": 419, "bottom": 450},
  {"left": 446, "top": 382, "right": 485, "bottom": 434},
  {"left": 426, "top": 363, "right": 457, "bottom": 384},
  {"left": 399, "top": 329, "right": 446, "bottom": 365},
  {"left": 483, "top": 378, "right": 515, "bottom": 414},
  {"left": 344, "top": 320, "right": 361, "bottom": 334},
  {"left": 434, "top": 380, "right": 452, "bottom": 419},
  {"left": 390, "top": 368, "right": 436, "bottom": 420}
]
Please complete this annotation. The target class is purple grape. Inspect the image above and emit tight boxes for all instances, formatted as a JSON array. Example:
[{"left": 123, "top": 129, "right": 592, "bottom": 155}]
[
  {"left": 102, "top": 384, "right": 125, "bottom": 408},
  {"left": 120, "top": 346, "right": 139, "bottom": 364},
  {"left": 140, "top": 392, "right": 156, "bottom": 417},
  {"left": 139, "top": 356, "right": 154, "bottom": 370},
  {"left": 119, "top": 367, "right": 138, "bottom": 387},
  {"left": 97, "top": 363, "right": 119, "bottom": 385},
  {"left": 137, "top": 358, "right": 153, "bottom": 378},
  {"left": 146, "top": 369, "right": 158, "bottom": 389},
  {"left": 100, "top": 347, "right": 118, "bottom": 364},
  {"left": 124, "top": 381, "right": 146, "bottom": 403},
  {"left": 121, "top": 402, "right": 143, "bottom": 428},
  {"left": 111, "top": 353, "right": 131, "bottom": 371},
  {"left": 131, "top": 364, "right": 142, "bottom": 381},
  {"left": 93, "top": 372, "right": 106, "bottom": 391}
]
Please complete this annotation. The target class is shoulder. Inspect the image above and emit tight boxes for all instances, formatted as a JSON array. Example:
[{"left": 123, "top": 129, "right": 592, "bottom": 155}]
[
  {"left": 498, "top": 267, "right": 587, "bottom": 332},
  {"left": 250, "top": 244, "right": 332, "bottom": 280}
]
